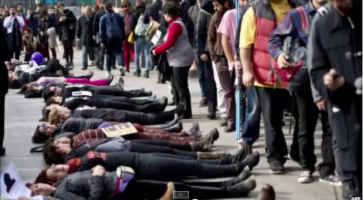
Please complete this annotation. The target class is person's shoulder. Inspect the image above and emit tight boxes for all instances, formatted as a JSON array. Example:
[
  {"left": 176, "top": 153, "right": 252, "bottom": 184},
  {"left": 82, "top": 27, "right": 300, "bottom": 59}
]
[{"left": 224, "top": 9, "right": 235, "bottom": 18}]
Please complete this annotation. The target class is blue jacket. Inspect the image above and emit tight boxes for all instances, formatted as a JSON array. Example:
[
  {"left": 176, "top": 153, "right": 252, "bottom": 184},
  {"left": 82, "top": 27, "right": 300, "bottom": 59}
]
[{"left": 99, "top": 11, "right": 125, "bottom": 43}]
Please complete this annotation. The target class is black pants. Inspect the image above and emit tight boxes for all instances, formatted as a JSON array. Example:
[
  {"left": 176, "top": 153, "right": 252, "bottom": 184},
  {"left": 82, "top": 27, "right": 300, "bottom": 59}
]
[
  {"left": 7, "top": 33, "right": 21, "bottom": 60},
  {"left": 62, "top": 40, "right": 74, "bottom": 64},
  {"left": 92, "top": 99, "right": 166, "bottom": 113},
  {"left": 0, "top": 93, "right": 5, "bottom": 148},
  {"left": 169, "top": 66, "right": 192, "bottom": 117},
  {"left": 98, "top": 44, "right": 105, "bottom": 69},
  {"left": 256, "top": 87, "right": 288, "bottom": 163},
  {"left": 295, "top": 89, "right": 335, "bottom": 176},
  {"left": 204, "top": 58, "right": 217, "bottom": 113},
  {"left": 88, "top": 86, "right": 149, "bottom": 98},
  {"left": 73, "top": 109, "right": 176, "bottom": 125},
  {"left": 129, "top": 140, "right": 195, "bottom": 158},
  {"left": 119, "top": 179, "right": 235, "bottom": 200}
]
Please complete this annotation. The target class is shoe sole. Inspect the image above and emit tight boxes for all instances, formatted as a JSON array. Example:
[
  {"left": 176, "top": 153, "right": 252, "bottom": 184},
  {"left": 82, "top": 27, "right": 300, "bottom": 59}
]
[
  {"left": 198, "top": 104, "right": 207, "bottom": 107},
  {"left": 269, "top": 170, "right": 284, "bottom": 174},
  {"left": 298, "top": 178, "right": 313, "bottom": 183},
  {"left": 319, "top": 178, "right": 342, "bottom": 187}
]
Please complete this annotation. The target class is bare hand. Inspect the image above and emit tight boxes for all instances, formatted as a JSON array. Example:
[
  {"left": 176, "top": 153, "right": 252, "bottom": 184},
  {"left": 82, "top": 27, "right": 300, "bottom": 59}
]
[
  {"left": 91, "top": 165, "right": 105, "bottom": 176},
  {"left": 200, "top": 54, "right": 208, "bottom": 62},
  {"left": 152, "top": 21, "right": 160, "bottom": 29},
  {"left": 323, "top": 68, "right": 345, "bottom": 91},
  {"left": 277, "top": 53, "right": 291, "bottom": 69},
  {"left": 234, "top": 60, "right": 242, "bottom": 70},
  {"left": 316, "top": 98, "right": 326, "bottom": 110},
  {"left": 243, "top": 71, "right": 254, "bottom": 88}
]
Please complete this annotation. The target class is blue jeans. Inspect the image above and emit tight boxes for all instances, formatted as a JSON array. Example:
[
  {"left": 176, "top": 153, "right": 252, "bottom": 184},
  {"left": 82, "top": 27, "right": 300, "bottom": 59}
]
[
  {"left": 82, "top": 45, "right": 99, "bottom": 69},
  {"left": 194, "top": 49, "right": 206, "bottom": 97},
  {"left": 134, "top": 36, "right": 151, "bottom": 71},
  {"left": 240, "top": 87, "right": 261, "bottom": 144}
]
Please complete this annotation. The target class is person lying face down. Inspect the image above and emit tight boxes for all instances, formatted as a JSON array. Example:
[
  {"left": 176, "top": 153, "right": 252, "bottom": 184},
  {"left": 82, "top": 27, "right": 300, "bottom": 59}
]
[
  {"left": 45, "top": 95, "right": 169, "bottom": 113},
  {"left": 47, "top": 103, "right": 185, "bottom": 126},
  {"left": 42, "top": 82, "right": 153, "bottom": 103},
  {"left": 42, "top": 128, "right": 219, "bottom": 164},
  {"left": 26, "top": 165, "right": 257, "bottom": 200},
  {"left": 35, "top": 149, "right": 260, "bottom": 185}
]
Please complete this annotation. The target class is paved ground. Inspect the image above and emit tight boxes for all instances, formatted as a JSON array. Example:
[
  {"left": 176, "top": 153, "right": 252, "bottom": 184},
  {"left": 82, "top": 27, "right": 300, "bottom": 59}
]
[{"left": 0, "top": 49, "right": 343, "bottom": 200}]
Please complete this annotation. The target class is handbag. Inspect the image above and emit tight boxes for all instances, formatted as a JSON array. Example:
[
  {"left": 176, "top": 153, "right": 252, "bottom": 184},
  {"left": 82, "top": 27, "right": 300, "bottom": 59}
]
[{"left": 127, "top": 32, "right": 134, "bottom": 43}]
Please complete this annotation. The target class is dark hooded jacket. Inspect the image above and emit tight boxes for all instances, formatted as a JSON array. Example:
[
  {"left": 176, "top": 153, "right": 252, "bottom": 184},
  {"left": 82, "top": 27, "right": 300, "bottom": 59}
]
[
  {"left": 93, "top": 8, "right": 105, "bottom": 37},
  {"left": 53, "top": 117, "right": 103, "bottom": 137},
  {"left": 58, "top": 9, "right": 77, "bottom": 41},
  {"left": 196, "top": 0, "right": 214, "bottom": 56}
]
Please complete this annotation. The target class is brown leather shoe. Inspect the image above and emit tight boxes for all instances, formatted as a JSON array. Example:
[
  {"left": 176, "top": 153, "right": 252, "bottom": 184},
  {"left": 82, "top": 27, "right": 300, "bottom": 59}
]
[
  {"left": 159, "top": 182, "right": 174, "bottom": 200},
  {"left": 197, "top": 151, "right": 228, "bottom": 159},
  {"left": 256, "top": 184, "right": 275, "bottom": 200},
  {"left": 190, "top": 133, "right": 213, "bottom": 152}
]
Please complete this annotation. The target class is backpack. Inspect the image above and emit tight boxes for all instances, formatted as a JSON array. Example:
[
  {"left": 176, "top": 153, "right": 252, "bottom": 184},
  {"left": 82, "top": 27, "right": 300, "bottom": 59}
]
[
  {"left": 135, "top": 14, "right": 150, "bottom": 36},
  {"left": 106, "top": 13, "right": 122, "bottom": 38}
]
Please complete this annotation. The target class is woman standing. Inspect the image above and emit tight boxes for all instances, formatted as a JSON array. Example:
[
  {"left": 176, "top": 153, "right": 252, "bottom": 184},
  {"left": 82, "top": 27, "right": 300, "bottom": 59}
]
[
  {"left": 37, "top": 10, "right": 55, "bottom": 61},
  {"left": 130, "top": 1, "right": 152, "bottom": 78},
  {"left": 152, "top": 2, "right": 194, "bottom": 118},
  {"left": 119, "top": 0, "right": 134, "bottom": 73}
]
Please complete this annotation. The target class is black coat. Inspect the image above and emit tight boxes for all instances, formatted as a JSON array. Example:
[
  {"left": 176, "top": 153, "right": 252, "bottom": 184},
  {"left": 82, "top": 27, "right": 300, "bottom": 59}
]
[
  {"left": 0, "top": 26, "right": 10, "bottom": 95},
  {"left": 37, "top": 16, "right": 56, "bottom": 44},
  {"left": 28, "top": 11, "right": 40, "bottom": 36},
  {"left": 93, "top": 9, "right": 105, "bottom": 36},
  {"left": 196, "top": 0, "right": 214, "bottom": 56},
  {"left": 58, "top": 9, "right": 77, "bottom": 41},
  {"left": 54, "top": 117, "right": 103, "bottom": 137},
  {"left": 76, "top": 15, "right": 96, "bottom": 46}
]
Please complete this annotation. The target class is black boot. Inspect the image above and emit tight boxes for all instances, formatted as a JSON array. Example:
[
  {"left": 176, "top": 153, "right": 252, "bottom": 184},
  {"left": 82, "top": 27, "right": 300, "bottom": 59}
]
[
  {"left": 188, "top": 122, "right": 202, "bottom": 139},
  {"left": 106, "top": 75, "right": 114, "bottom": 85},
  {"left": 144, "top": 70, "right": 149, "bottom": 78},
  {"left": 222, "top": 167, "right": 252, "bottom": 188},
  {"left": 163, "top": 121, "right": 183, "bottom": 133},
  {"left": 139, "top": 88, "right": 153, "bottom": 97},
  {"left": 226, "top": 176, "right": 256, "bottom": 197},
  {"left": 203, "top": 128, "right": 219, "bottom": 143},
  {"left": 225, "top": 121, "right": 235, "bottom": 132},
  {"left": 84, "top": 71, "right": 94, "bottom": 79},
  {"left": 232, "top": 145, "right": 252, "bottom": 164},
  {"left": 236, "top": 152, "right": 260, "bottom": 171},
  {"left": 175, "top": 103, "right": 185, "bottom": 116},
  {"left": 207, "top": 112, "right": 216, "bottom": 119},
  {"left": 133, "top": 70, "right": 141, "bottom": 77}
]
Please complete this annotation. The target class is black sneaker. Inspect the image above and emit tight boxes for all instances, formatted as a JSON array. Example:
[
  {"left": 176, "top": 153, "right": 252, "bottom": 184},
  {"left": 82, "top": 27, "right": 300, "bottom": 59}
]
[
  {"left": 269, "top": 161, "right": 285, "bottom": 174},
  {"left": 319, "top": 175, "right": 342, "bottom": 187}
]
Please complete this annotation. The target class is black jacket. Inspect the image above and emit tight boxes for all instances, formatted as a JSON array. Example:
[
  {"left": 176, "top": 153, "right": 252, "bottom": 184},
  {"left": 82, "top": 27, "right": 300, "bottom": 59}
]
[
  {"left": 143, "top": 0, "right": 163, "bottom": 24},
  {"left": 76, "top": 15, "right": 96, "bottom": 46},
  {"left": 38, "top": 15, "right": 56, "bottom": 44},
  {"left": 54, "top": 117, "right": 103, "bottom": 137},
  {"left": 53, "top": 171, "right": 117, "bottom": 200},
  {"left": 58, "top": 9, "right": 77, "bottom": 41},
  {"left": 28, "top": 11, "right": 40, "bottom": 36},
  {"left": 93, "top": 9, "right": 105, "bottom": 36},
  {"left": 0, "top": 26, "right": 10, "bottom": 94},
  {"left": 196, "top": 0, "right": 214, "bottom": 56}
]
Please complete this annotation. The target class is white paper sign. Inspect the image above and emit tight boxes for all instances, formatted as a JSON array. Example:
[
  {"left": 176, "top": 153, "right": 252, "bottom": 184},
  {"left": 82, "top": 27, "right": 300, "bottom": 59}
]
[
  {"left": 71, "top": 91, "right": 92, "bottom": 97},
  {"left": 151, "top": 30, "right": 162, "bottom": 45}
]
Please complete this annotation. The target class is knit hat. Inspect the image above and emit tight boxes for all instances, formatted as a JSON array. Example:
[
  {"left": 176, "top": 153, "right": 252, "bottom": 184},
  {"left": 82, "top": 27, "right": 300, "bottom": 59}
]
[{"left": 34, "top": 168, "right": 53, "bottom": 184}]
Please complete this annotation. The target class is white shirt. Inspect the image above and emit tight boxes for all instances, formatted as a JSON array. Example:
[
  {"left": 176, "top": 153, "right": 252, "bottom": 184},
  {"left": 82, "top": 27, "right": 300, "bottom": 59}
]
[{"left": 3, "top": 16, "right": 25, "bottom": 34}]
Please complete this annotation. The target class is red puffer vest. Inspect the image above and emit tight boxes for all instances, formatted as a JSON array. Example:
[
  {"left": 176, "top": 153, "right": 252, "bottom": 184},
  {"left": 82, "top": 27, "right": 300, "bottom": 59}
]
[{"left": 251, "top": 0, "right": 291, "bottom": 86}]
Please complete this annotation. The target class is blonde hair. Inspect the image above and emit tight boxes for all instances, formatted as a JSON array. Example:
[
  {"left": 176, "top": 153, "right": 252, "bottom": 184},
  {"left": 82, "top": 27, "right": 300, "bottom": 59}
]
[{"left": 48, "top": 107, "right": 61, "bottom": 125}]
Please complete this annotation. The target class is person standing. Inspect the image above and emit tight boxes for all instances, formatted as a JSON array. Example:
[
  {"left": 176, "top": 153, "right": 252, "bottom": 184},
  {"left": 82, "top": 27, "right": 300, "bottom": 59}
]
[
  {"left": 3, "top": 7, "right": 25, "bottom": 60},
  {"left": 309, "top": 0, "right": 362, "bottom": 198},
  {"left": 100, "top": 2, "right": 126, "bottom": 77},
  {"left": 22, "top": 28, "right": 37, "bottom": 61},
  {"left": 0, "top": 21, "right": 10, "bottom": 157},
  {"left": 28, "top": 4, "right": 42, "bottom": 40},
  {"left": 189, "top": 0, "right": 207, "bottom": 107},
  {"left": 239, "top": 0, "right": 294, "bottom": 173},
  {"left": 152, "top": 2, "right": 194, "bottom": 119},
  {"left": 119, "top": 0, "right": 134, "bottom": 73},
  {"left": 143, "top": 0, "right": 163, "bottom": 23},
  {"left": 77, "top": 6, "right": 98, "bottom": 70},
  {"left": 196, "top": 0, "right": 219, "bottom": 121},
  {"left": 57, "top": 3, "right": 77, "bottom": 69},
  {"left": 38, "top": 9, "right": 55, "bottom": 61},
  {"left": 208, "top": 0, "right": 234, "bottom": 132},
  {"left": 93, "top": 4, "right": 106, "bottom": 71}
]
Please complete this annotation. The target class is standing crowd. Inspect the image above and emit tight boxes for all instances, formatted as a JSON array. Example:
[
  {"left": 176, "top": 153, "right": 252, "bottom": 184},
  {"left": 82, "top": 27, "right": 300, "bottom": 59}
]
[{"left": 0, "top": 0, "right": 361, "bottom": 199}]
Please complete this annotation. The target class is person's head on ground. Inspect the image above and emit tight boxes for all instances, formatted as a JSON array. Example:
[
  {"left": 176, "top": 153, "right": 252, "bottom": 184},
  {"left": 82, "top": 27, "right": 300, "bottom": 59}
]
[
  {"left": 212, "top": 0, "right": 230, "bottom": 13},
  {"left": 162, "top": 2, "right": 181, "bottom": 22},
  {"left": 43, "top": 85, "right": 62, "bottom": 101},
  {"left": 35, "top": 3, "right": 42, "bottom": 12},
  {"left": 32, "top": 123, "right": 56, "bottom": 143},
  {"left": 105, "top": 2, "right": 114, "bottom": 12},
  {"left": 84, "top": 6, "right": 92, "bottom": 17},
  {"left": 48, "top": 105, "right": 71, "bottom": 125},
  {"left": 8, "top": 72, "right": 21, "bottom": 89},
  {"left": 46, "top": 96, "right": 62, "bottom": 106},
  {"left": 43, "top": 137, "right": 71, "bottom": 164},
  {"left": 34, "top": 164, "right": 70, "bottom": 184}
]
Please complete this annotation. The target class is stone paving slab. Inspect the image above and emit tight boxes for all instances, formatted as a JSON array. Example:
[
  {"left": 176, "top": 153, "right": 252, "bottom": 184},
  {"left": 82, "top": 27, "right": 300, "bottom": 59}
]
[{"left": 0, "top": 49, "right": 342, "bottom": 200}]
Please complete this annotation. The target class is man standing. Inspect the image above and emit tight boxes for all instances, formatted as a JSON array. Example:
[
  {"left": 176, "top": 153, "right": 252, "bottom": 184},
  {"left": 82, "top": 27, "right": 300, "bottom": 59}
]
[
  {"left": 93, "top": 5, "right": 106, "bottom": 71},
  {"left": 3, "top": 7, "right": 24, "bottom": 60},
  {"left": 189, "top": 0, "right": 207, "bottom": 107},
  {"left": 58, "top": 3, "right": 77, "bottom": 69},
  {"left": 99, "top": 3, "right": 125, "bottom": 77},
  {"left": 239, "top": 0, "right": 293, "bottom": 173},
  {"left": 196, "top": 0, "right": 219, "bottom": 121},
  {"left": 143, "top": 0, "right": 162, "bottom": 23},
  {"left": 0, "top": 21, "right": 10, "bottom": 156},
  {"left": 77, "top": 6, "right": 98, "bottom": 70},
  {"left": 309, "top": 0, "right": 362, "bottom": 198},
  {"left": 208, "top": 0, "right": 234, "bottom": 132},
  {"left": 268, "top": 0, "right": 340, "bottom": 185},
  {"left": 28, "top": 4, "right": 42, "bottom": 39}
]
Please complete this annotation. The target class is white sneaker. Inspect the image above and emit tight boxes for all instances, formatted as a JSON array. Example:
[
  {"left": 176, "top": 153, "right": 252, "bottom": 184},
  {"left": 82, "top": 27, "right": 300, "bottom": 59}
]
[
  {"left": 105, "top": 71, "right": 111, "bottom": 77},
  {"left": 298, "top": 171, "right": 313, "bottom": 183},
  {"left": 319, "top": 175, "right": 342, "bottom": 187}
]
